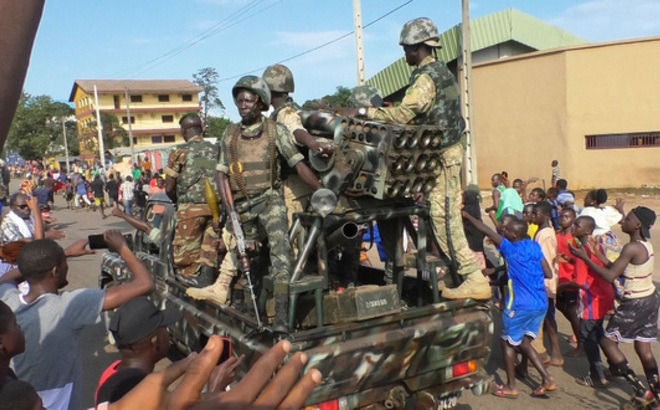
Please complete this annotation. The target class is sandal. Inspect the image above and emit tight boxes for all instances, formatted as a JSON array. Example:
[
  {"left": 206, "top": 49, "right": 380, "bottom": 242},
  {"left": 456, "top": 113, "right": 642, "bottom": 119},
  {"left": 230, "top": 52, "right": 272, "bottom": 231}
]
[
  {"left": 575, "top": 375, "right": 609, "bottom": 388},
  {"left": 531, "top": 385, "right": 550, "bottom": 398},
  {"left": 492, "top": 384, "right": 519, "bottom": 399}
]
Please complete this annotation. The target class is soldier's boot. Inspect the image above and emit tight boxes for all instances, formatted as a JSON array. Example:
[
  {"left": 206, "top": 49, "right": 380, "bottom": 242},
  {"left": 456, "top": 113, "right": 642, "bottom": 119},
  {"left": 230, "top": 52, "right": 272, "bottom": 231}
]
[
  {"left": 185, "top": 272, "right": 232, "bottom": 306},
  {"left": 230, "top": 289, "right": 245, "bottom": 312},
  {"left": 441, "top": 270, "right": 491, "bottom": 301},
  {"left": 273, "top": 293, "right": 289, "bottom": 333},
  {"left": 177, "top": 265, "right": 217, "bottom": 288}
]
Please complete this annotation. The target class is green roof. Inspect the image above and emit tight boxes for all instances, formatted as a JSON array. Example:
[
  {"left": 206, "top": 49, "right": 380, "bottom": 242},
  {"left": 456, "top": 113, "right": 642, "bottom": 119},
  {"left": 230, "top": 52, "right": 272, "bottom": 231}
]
[{"left": 367, "top": 8, "right": 587, "bottom": 97}]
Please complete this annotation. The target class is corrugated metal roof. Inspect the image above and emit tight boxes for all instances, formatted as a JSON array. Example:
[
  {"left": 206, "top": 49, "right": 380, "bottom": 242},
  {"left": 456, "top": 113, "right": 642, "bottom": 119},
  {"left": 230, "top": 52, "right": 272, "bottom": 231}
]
[
  {"left": 69, "top": 79, "right": 203, "bottom": 102},
  {"left": 367, "top": 8, "right": 586, "bottom": 97}
]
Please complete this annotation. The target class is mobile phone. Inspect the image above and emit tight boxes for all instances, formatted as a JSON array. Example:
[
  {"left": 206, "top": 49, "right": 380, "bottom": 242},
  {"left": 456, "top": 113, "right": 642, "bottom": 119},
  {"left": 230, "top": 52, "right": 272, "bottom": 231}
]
[
  {"left": 218, "top": 336, "right": 232, "bottom": 365},
  {"left": 88, "top": 233, "right": 133, "bottom": 249}
]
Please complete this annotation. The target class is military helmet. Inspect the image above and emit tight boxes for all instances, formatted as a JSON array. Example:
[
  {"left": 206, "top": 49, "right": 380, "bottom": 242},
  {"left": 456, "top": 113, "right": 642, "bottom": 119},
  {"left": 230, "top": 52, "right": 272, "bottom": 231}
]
[
  {"left": 262, "top": 64, "right": 295, "bottom": 93},
  {"left": 232, "top": 75, "right": 271, "bottom": 109},
  {"left": 399, "top": 17, "right": 441, "bottom": 48},
  {"left": 349, "top": 85, "right": 383, "bottom": 108}
]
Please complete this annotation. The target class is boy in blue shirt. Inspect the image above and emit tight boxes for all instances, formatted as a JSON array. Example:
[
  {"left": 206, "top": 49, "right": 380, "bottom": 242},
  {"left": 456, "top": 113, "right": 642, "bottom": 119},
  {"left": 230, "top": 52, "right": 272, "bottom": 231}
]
[{"left": 462, "top": 211, "right": 557, "bottom": 398}]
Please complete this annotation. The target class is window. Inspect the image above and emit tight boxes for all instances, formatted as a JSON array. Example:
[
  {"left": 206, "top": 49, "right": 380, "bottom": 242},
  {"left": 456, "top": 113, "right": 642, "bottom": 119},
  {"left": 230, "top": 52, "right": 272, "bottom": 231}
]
[
  {"left": 182, "top": 94, "right": 192, "bottom": 102},
  {"left": 130, "top": 95, "right": 143, "bottom": 103},
  {"left": 585, "top": 131, "right": 660, "bottom": 150},
  {"left": 121, "top": 116, "right": 135, "bottom": 124},
  {"left": 161, "top": 115, "right": 174, "bottom": 123},
  {"left": 163, "top": 135, "right": 176, "bottom": 143},
  {"left": 133, "top": 137, "right": 138, "bottom": 145},
  {"left": 158, "top": 94, "right": 170, "bottom": 102},
  {"left": 151, "top": 136, "right": 163, "bottom": 144}
]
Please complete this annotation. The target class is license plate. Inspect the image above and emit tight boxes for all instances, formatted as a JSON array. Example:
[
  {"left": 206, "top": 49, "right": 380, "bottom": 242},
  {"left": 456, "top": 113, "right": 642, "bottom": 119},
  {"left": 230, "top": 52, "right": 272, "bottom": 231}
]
[{"left": 436, "top": 392, "right": 459, "bottom": 410}]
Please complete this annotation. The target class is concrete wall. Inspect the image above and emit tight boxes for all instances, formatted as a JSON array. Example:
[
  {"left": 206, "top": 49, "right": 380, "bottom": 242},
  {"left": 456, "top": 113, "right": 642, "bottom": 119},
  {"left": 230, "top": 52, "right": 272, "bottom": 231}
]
[{"left": 470, "top": 37, "right": 660, "bottom": 190}]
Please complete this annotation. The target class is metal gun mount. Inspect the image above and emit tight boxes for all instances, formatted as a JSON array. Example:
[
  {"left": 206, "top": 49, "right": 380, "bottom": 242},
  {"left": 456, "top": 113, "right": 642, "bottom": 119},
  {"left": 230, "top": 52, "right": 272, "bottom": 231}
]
[{"left": 300, "top": 111, "right": 446, "bottom": 200}]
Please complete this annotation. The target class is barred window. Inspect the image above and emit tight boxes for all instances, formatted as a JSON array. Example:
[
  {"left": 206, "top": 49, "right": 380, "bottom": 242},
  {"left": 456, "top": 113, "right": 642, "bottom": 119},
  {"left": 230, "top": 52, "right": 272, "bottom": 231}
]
[{"left": 585, "top": 131, "right": 660, "bottom": 150}]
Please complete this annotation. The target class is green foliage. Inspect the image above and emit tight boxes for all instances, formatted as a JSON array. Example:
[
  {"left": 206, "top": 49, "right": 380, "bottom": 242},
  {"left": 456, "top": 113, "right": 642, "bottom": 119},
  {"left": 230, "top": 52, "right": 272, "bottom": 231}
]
[
  {"left": 193, "top": 67, "right": 225, "bottom": 124},
  {"left": 301, "top": 86, "right": 352, "bottom": 110},
  {"left": 205, "top": 116, "right": 231, "bottom": 140},
  {"left": 6, "top": 92, "right": 76, "bottom": 160},
  {"left": 79, "top": 113, "right": 127, "bottom": 153}
]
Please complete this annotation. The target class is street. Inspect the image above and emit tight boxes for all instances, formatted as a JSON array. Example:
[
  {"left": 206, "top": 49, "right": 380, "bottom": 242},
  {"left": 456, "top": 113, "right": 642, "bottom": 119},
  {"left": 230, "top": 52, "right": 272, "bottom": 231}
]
[{"left": 38, "top": 188, "right": 660, "bottom": 409}]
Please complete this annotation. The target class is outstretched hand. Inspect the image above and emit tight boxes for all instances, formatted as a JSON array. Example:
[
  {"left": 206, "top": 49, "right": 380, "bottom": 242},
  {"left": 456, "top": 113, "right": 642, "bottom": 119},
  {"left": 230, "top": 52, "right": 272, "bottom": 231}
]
[
  {"left": 109, "top": 336, "right": 322, "bottom": 410},
  {"left": 568, "top": 242, "right": 588, "bottom": 261}
]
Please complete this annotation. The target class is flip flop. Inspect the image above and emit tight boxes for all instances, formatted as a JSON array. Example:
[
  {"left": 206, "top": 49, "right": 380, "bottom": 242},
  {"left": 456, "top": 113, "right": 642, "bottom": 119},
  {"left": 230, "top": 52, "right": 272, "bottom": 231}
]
[
  {"left": 492, "top": 385, "right": 519, "bottom": 399},
  {"left": 531, "top": 385, "right": 550, "bottom": 398}
]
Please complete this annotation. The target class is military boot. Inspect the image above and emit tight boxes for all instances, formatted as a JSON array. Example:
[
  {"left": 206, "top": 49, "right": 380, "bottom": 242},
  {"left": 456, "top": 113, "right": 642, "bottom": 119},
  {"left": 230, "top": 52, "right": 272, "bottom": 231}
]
[
  {"left": 441, "top": 270, "right": 491, "bottom": 300},
  {"left": 185, "top": 272, "right": 232, "bottom": 306},
  {"left": 230, "top": 289, "right": 245, "bottom": 312},
  {"left": 273, "top": 293, "right": 289, "bottom": 333},
  {"left": 176, "top": 265, "right": 216, "bottom": 288}
]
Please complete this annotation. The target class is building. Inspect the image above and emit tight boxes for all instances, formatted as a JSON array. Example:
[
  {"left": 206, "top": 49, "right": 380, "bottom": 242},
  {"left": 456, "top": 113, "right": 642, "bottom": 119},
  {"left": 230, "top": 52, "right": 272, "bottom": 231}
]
[{"left": 69, "top": 79, "right": 203, "bottom": 163}]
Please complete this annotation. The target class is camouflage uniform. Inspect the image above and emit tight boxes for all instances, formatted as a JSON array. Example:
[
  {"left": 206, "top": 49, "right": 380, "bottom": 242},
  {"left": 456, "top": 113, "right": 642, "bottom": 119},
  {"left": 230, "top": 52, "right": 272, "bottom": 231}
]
[
  {"left": 271, "top": 98, "right": 313, "bottom": 227},
  {"left": 363, "top": 18, "right": 489, "bottom": 300},
  {"left": 217, "top": 115, "right": 303, "bottom": 299},
  {"left": 165, "top": 135, "right": 221, "bottom": 279}
]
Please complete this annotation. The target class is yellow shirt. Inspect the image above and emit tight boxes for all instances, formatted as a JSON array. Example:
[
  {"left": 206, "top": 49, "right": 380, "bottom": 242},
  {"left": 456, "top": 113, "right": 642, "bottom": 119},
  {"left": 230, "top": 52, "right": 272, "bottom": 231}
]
[{"left": 527, "top": 223, "right": 538, "bottom": 240}]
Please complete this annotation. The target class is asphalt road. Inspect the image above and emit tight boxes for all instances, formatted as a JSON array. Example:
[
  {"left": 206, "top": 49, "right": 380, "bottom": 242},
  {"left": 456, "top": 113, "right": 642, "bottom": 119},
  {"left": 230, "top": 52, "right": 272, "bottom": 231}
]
[{"left": 34, "top": 188, "right": 660, "bottom": 409}]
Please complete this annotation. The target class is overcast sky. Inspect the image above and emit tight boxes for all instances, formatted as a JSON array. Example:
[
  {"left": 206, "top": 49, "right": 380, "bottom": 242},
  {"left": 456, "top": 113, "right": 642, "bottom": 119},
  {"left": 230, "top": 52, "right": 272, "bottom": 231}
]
[{"left": 24, "top": 0, "right": 660, "bottom": 120}]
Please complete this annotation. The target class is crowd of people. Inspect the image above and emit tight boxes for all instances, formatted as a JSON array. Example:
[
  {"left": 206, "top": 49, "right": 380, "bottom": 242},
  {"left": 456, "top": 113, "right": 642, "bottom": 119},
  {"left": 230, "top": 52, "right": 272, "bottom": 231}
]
[{"left": 461, "top": 170, "right": 659, "bottom": 407}]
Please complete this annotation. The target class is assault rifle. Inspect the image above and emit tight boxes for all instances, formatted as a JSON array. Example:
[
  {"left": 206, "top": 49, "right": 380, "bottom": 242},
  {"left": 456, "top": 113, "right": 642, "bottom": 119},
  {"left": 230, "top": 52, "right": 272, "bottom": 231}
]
[{"left": 216, "top": 174, "right": 263, "bottom": 328}]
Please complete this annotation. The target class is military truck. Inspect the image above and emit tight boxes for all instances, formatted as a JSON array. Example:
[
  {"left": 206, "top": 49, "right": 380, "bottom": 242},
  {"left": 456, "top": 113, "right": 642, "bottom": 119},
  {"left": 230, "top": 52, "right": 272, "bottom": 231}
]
[{"left": 99, "top": 114, "right": 493, "bottom": 409}]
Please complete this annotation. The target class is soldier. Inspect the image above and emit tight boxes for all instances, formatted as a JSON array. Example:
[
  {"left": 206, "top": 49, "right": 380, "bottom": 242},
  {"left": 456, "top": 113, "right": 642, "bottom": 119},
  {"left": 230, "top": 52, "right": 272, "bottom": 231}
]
[
  {"left": 339, "top": 17, "right": 490, "bottom": 300},
  {"left": 216, "top": 76, "right": 321, "bottom": 331},
  {"left": 262, "top": 64, "right": 333, "bottom": 226},
  {"left": 164, "top": 113, "right": 221, "bottom": 288}
]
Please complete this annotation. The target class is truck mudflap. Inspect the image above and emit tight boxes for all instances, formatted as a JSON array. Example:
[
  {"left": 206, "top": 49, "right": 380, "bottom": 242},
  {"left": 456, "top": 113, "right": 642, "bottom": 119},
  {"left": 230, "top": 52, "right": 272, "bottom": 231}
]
[{"left": 297, "top": 301, "right": 493, "bottom": 408}]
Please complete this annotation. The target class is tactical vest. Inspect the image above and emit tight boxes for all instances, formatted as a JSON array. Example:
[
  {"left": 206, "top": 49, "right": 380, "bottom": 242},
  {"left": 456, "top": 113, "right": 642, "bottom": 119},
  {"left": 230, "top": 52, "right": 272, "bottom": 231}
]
[
  {"left": 410, "top": 60, "right": 465, "bottom": 148},
  {"left": 177, "top": 137, "right": 220, "bottom": 204},
  {"left": 226, "top": 119, "right": 278, "bottom": 200}
]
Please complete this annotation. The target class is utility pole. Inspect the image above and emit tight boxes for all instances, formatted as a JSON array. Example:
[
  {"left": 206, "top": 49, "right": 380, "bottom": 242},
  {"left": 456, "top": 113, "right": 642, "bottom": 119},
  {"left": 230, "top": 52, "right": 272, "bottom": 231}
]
[
  {"left": 61, "top": 117, "right": 70, "bottom": 175},
  {"left": 352, "top": 0, "right": 365, "bottom": 85},
  {"left": 124, "top": 87, "right": 136, "bottom": 165},
  {"left": 461, "top": 0, "right": 477, "bottom": 185},
  {"left": 93, "top": 85, "right": 106, "bottom": 172}
]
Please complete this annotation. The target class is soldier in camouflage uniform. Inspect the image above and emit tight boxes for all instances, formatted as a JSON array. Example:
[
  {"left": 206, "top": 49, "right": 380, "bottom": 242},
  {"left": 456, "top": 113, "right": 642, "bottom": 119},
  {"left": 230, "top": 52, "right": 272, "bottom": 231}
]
[
  {"left": 262, "top": 64, "right": 334, "bottom": 227},
  {"left": 216, "top": 76, "right": 322, "bottom": 331},
  {"left": 341, "top": 17, "right": 490, "bottom": 300},
  {"left": 165, "top": 113, "right": 221, "bottom": 288}
]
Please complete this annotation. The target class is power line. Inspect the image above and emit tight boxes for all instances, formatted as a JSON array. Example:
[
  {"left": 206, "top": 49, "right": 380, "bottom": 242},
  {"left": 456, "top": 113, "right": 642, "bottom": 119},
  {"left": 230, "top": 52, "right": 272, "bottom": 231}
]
[
  {"left": 217, "top": 0, "right": 417, "bottom": 82},
  {"left": 110, "top": 0, "right": 281, "bottom": 78}
]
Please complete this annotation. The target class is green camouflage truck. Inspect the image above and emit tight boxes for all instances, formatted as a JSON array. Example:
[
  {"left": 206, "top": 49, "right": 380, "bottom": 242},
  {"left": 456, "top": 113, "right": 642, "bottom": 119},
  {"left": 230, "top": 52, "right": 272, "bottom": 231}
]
[{"left": 99, "top": 115, "right": 493, "bottom": 409}]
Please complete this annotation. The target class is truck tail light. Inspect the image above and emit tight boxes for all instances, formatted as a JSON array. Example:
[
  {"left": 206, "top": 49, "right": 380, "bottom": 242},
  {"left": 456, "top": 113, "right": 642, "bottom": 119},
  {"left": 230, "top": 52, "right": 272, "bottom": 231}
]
[{"left": 451, "top": 360, "right": 478, "bottom": 379}]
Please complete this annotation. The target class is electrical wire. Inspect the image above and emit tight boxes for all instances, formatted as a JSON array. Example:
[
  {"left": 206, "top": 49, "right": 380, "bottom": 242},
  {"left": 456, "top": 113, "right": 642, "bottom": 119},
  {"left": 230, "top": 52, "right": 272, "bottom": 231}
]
[{"left": 217, "top": 0, "right": 417, "bottom": 82}]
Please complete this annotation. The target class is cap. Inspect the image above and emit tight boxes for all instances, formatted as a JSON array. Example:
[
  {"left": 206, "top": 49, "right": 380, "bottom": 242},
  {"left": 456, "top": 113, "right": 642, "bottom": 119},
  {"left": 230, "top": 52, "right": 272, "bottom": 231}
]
[
  {"left": 632, "top": 206, "right": 656, "bottom": 239},
  {"left": 109, "top": 297, "right": 180, "bottom": 347}
]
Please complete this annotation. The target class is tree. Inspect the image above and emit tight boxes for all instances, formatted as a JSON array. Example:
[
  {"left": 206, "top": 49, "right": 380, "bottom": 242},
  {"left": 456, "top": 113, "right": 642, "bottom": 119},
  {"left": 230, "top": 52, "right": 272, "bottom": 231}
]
[
  {"left": 193, "top": 67, "right": 225, "bottom": 124},
  {"left": 80, "top": 113, "right": 127, "bottom": 153},
  {"left": 205, "top": 116, "right": 231, "bottom": 140},
  {"left": 6, "top": 91, "right": 76, "bottom": 160},
  {"left": 302, "top": 86, "right": 352, "bottom": 110}
]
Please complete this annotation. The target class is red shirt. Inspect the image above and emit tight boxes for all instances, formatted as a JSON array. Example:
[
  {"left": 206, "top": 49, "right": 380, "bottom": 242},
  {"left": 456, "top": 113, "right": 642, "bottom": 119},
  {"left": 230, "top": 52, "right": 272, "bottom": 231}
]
[
  {"left": 556, "top": 231, "right": 576, "bottom": 283},
  {"left": 95, "top": 360, "right": 121, "bottom": 404},
  {"left": 574, "top": 247, "right": 614, "bottom": 320}
]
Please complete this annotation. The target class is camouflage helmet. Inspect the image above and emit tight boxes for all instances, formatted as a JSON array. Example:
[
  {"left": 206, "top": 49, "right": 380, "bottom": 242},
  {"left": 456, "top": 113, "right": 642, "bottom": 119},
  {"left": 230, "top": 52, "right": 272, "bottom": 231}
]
[
  {"left": 262, "top": 64, "right": 295, "bottom": 93},
  {"left": 399, "top": 17, "right": 441, "bottom": 48},
  {"left": 232, "top": 75, "right": 271, "bottom": 110},
  {"left": 349, "top": 85, "right": 383, "bottom": 108}
]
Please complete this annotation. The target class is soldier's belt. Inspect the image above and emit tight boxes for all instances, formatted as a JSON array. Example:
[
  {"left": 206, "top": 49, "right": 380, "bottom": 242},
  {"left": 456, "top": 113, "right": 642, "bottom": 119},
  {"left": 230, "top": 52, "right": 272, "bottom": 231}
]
[{"left": 228, "top": 161, "right": 265, "bottom": 175}]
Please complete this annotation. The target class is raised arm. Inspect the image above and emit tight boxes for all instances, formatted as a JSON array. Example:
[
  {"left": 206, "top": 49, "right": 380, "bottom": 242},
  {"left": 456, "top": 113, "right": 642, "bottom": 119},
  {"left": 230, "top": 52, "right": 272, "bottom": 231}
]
[
  {"left": 569, "top": 241, "right": 635, "bottom": 283},
  {"left": 102, "top": 230, "right": 154, "bottom": 310},
  {"left": 462, "top": 210, "right": 502, "bottom": 247}
]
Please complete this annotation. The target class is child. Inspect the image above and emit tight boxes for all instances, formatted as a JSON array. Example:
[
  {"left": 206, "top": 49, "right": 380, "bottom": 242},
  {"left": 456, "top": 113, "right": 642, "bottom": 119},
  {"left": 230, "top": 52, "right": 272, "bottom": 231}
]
[
  {"left": 571, "top": 207, "right": 659, "bottom": 406},
  {"left": 523, "top": 203, "right": 538, "bottom": 241},
  {"left": 555, "top": 208, "right": 582, "bottom": 354},
  {"left": 462, "top": 211, "right": 556, "bottom": 398},
  {"left": 561, "top": 216, "right": 614, "bottom": 388},
  {"left": 532, "top": 202, "right": 562, "bottom": 367},
  {"left": 547, "top": 187, "right": 560, "bottom": 230},
  {"left": 551, "top": 160, "right": 560, "bottom": 188}
]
